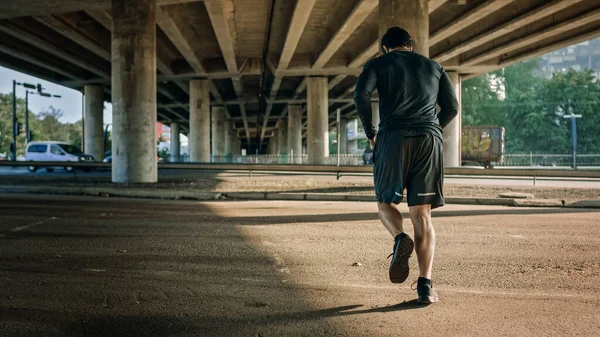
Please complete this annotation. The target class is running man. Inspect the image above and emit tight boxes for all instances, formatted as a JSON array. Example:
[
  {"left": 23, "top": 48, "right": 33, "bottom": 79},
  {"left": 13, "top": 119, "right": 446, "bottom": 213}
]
[{"left": 354, "top": 27, "right": 458, "bottom": 304}]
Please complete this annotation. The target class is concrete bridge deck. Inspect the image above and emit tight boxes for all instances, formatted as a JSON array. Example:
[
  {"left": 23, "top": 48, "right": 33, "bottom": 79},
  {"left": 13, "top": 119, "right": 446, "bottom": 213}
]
[{"left": 2, "top": 0, "right": 599, "bottom": 148}]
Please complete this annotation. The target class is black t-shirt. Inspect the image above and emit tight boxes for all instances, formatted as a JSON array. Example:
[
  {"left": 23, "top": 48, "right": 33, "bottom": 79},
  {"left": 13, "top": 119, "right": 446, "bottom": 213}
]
[{"left": 354, "top": 50, "right": 459, "bottom": 140}]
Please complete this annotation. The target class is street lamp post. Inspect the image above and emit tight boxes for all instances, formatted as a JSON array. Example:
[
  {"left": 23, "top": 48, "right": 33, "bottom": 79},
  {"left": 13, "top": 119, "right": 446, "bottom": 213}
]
[
  {"left": 25, "top": 90, "right": 62, "bottom": 143},
  {"left": 12, "top": 80, "right": 62, "bottom": 160},
  {"left": 563, "top": 113, "right": 582, "bottom": 169},
  {"left": 11, "top": 80, "right": 37, "bottom": 160}
]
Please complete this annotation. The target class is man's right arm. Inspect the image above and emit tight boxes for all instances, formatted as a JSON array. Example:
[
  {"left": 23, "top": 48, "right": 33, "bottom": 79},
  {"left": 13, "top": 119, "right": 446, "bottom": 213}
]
[
  {"left": 437, "top": 70, "right": 459, "bottom": 128},
  {"left": 354, "top": 60, "right": 378, "bottom": 140}
]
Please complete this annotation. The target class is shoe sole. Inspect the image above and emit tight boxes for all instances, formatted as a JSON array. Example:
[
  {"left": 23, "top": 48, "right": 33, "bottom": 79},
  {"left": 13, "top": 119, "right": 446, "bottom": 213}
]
[
  {"left": 389, "top": 236, "right": 414, "bottom": 284},
  {"left": 417, "top": 295, "right": 439, "bottom": 304}
]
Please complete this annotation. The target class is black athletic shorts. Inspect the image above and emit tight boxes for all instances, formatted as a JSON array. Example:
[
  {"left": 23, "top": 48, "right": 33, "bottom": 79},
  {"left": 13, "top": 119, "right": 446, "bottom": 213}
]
[{"left": 373, "top": 131, "right": 445, "bottom": 209}]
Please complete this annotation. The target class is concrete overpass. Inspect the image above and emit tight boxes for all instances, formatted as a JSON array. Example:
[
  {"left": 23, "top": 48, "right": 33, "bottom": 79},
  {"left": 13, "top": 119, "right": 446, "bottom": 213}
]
[{"left": 1, "top": 0, "right": 599, "bottom": 182}]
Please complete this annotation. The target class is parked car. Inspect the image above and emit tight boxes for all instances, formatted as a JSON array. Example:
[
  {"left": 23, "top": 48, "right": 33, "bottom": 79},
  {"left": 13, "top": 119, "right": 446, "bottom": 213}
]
[
  {"left": 25, "top": 141, "right": 95, "bottom": 172},
  {"left": 103, "top": 151, "right": 160, "bottom": 164}
]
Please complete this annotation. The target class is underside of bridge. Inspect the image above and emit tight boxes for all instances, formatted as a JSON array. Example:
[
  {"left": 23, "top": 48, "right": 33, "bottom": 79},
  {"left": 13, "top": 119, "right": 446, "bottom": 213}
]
[{"left": 1, "top": 0, "right": 599, "bottom": 181}]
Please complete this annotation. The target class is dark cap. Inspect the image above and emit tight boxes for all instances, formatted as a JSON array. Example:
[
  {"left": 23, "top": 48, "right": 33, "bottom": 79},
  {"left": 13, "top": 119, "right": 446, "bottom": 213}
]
[{"left": 381, "top": 27, "right": 412, "bottom": 53}]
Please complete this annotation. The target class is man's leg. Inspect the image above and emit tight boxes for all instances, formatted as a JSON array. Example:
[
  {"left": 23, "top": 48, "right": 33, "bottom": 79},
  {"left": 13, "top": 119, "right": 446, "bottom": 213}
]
[
  {"left": 409, "top": 204, "right": 438, "bottom": 303},
  {"left": 377, "top": 202, "right": 404, "bottom": 237},
  {"left": 379, "top": 202, "right": 414, "bottom": 283},
  {"left": 408, "top": 204, "right": 435, "bottom": 279}
]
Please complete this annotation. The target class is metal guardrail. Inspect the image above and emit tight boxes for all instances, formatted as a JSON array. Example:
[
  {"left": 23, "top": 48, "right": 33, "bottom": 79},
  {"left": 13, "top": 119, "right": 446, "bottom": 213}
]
[{"left": 1, "top": 161, "right": 600, "bottom": 179}]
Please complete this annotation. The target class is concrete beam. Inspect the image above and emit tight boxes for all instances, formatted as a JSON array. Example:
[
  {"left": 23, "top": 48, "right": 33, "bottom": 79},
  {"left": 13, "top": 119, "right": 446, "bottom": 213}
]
[
  {"left": 429, "top": 0, "right": 449, "bottom": 13},
  {"left": 462, "top": 7, "right": 600, "bottom": 67},
  {"left": 0, "top": 0, "right": 204, "bottom": 19},
  {"left": 430, "top": 0, "right": 519, "bottom": 46},
  {"left": 87, "top": 9, "right": 187, "bottom": 94},
  {"left": 0, "top": 43, "right": 81, "bottom": 80},
  {"left": 278, "top": 0, "right": 316, "bottom": 70},
  {"left": 156, "top": 6, "right": 205, "bottom": 74},
  {"left": 204, "top": 0, "right": 249, "bottom": 141},
  {"left": 499, "top": 26, "right": 600, "bottom": 71},
  {"left": 261, "top": 0, "right": 316, "bottom": 144},
  {"left": 0, "top": 22, "right": 109, "bottom": 78},
  {"left": 434, "top": 0, "right": 582, "bottom": 63},
  {"left": 312, "top": 0, "right": 378, "bottom": 69},
  {"left": 35, "top": 16, "right": 110, "bottom": 61}
]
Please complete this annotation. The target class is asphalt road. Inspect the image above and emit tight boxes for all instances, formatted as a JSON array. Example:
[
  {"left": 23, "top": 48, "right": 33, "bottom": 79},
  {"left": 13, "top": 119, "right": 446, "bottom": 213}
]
[
  {"left": 1, "top": 166, "right": 600, "bottom": 188},
  {"left": 1, "top": 195, "right": 599, "bottom": 336}
]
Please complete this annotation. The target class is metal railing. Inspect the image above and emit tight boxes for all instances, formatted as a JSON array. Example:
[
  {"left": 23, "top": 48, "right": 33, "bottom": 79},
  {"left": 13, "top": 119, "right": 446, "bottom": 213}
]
[
  {"left": 498, "top": 153, "right": 600, "bottom": 167},
  {"left": 210, "top": 154, "right": 366, "bottom": 166},
  {"left": 2, "top": 160, "right": 600, "bottom": 179}
]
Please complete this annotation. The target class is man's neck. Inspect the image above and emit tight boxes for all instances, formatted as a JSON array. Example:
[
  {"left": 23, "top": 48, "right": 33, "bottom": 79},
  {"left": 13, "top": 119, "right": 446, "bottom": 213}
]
[{"left": 389, "top": 47, "right": 411, "bottom": 53}]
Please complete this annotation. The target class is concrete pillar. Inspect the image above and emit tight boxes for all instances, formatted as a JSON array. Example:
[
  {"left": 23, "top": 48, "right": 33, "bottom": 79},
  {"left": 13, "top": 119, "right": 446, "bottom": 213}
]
[
  {"left": 444, "top": 72, "right": 461, "bottom": 167},
  {"left": 234, "top": 138, "right": 241, "bottom": 156},
  {"left": 83, "top": 84, "right": 104, "bottom": 161},
  {"left": 379, "top": 0, "right": 429, "bottom": 57},
  {"left": 339, "top": 118, "right": 348, "bottom": 155},
  {"left": 348, "top": 119, "right": 359, "bottom": 154},
  {"left": 211, "top": 106, "right": 226, "bottom": 161},
  {"left": 111, "top": 0, "right": 157, "bottom": 183},
  {"left": 288, "top": 105, "right": 302, "bottom": 163},
  {"left": 270, "top": 134, "right": 279, "bottom": 155},
  {"left": 169, "top": 122, "right": 180, "bottom": 162},
  {"left": 277, "top": 119, "right": 288, "bottom": 154},
  {"left": 307, "top": 77, "right": 329, "bottom": 164},
  {"left": 189, "top": 79, "right": 210, "bottom": 162},
  {"left": 224, "top": 120, "right": 233, "bottom": 156}
]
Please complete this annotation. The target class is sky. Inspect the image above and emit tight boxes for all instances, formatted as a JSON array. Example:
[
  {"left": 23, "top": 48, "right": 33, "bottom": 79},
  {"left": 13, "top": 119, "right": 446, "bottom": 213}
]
[{"left": 0, "top": 66, "right": 113, "bottom": 125}]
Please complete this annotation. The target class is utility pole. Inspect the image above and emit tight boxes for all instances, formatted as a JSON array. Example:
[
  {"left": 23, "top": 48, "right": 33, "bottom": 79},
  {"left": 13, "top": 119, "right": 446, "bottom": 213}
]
[
  {"left": 563, "top": 114, "right": 582, "bottom": 169},
  {"left": 25, "top": 90, "right": 61, "bottom": 144},
  {"left": 25, "top": 91, "right": 29, "bottom": 143},
  {"left": 11, "top": 80, "right": 17, "bottom": 161}
]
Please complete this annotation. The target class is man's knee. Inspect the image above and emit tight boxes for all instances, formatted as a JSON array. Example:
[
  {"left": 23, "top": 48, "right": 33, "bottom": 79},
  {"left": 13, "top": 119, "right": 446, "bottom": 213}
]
[
  {"left": 409, "top": 205, "right": 433, "bottom": 230},
  {"left": 378, "top": 202, "right": 400, "bottom": 218}
]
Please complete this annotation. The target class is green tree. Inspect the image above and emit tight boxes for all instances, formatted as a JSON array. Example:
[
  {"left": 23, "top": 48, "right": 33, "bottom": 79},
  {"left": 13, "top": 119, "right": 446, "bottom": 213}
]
[
  {"left": 540, "top": 69, "right": 600, "bottom": 153},
  {"left": 0, "top": 93, "right": 28, "bottom": 156},
  {"left": 461, "top": 73, "right": 503, "bottom": 126}
]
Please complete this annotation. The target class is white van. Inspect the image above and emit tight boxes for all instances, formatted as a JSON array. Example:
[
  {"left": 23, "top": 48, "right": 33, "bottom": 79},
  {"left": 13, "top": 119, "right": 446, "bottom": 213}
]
[{"left": 25, "top": 141, "right": 95, "bottom": 172}]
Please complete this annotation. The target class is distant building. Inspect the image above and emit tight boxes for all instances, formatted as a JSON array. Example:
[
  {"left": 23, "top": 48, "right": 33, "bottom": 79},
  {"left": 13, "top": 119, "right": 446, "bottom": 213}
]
[
  {"left": 156, "top": 122, "right": 171, "bottom": 142},
  {"left": 539, "top": 37, "right": 600, "bottom": 78}
]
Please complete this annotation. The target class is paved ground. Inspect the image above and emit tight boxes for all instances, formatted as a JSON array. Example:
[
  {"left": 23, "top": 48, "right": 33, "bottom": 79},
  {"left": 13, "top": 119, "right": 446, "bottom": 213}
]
[{"left": 1, "top": 194, "right": 599, "bottom": 336}]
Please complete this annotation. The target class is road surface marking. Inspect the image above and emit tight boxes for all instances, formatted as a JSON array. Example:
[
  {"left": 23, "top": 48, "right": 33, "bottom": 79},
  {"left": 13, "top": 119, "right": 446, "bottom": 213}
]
[{"left": 10, "top": 217, "right": 58, "bottom": 232}]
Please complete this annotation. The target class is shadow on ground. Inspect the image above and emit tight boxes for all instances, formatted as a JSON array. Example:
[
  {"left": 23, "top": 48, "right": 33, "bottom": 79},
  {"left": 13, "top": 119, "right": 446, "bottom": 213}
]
[{"left": 0, "top": 195, "right": 433, "bottom": 337}]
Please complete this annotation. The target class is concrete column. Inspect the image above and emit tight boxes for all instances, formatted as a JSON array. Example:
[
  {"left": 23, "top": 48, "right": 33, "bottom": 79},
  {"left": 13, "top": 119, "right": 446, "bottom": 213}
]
[
  {"left": 189, "top": 79, "right": 210, "bottom": 162},
  {"left": 348, "top": 119, "right": 358, "bottom": 154},
  {"left": 444, "top": 72, "right": 462, "bottom": 167},
  {"left": 288, "top": 105, "right": 302, "bottom": 164},
  {"left": 339, "top": 118, "right": 348, "bottom": 154},
  {"left": 224, "top": 120, "right": 233, "bottom": 156},
  {"left": 270, "top": 134, "right": 279, "bottom": 155},
  {"left": 379, "top": 0, "right": 429, "bottom": 57},
  {"left": 371, "top": 102, "right": 380, "bottom": 132},
  {"left": 169, "top": 122, "right": 180, "bottom": 162},
  {"left": 234, "top": 138, "right": 241, "bottom": 156},
  {"left": 211, "top": 106, "right": 226, "bottom": 161},
  {"left": 277, "top": 119, "right": 288, "bottom": 155},
  {"left": 111, "top": 0, "right": 157, "bottom": 183},
  {"left": 307, "top": 77, "right": 329, "bottom": 164},
  {"left": 83, "top": 84, "right": 104, "bottom": 161}
]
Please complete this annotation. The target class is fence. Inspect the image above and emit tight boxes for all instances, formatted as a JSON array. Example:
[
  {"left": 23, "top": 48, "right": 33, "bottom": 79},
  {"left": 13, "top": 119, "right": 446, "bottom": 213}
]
[
  {"left": 210, "top": 154, "right": 365, "bottom": 165},
  {"left": 194, "top": 153, "right": 600, "bottom": 167},
  {"left": 498, "top": 153, "right": 600, "bottom": 167}
]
